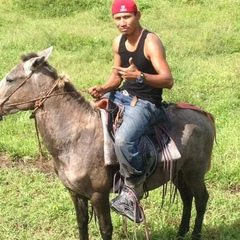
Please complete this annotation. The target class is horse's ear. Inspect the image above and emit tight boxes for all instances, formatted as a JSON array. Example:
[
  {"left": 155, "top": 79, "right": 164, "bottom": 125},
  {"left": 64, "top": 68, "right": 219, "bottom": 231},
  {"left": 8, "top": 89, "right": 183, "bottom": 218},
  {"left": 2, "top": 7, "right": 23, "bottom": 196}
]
[
  {"left": 24, "top": 46, "right": 54, "bottom": 72},
  {"left": 30, "top": 56, "right": 46, "bottom": 71},
  {"left": 37, "top": 46, "right": 54, "bottom": 62}
]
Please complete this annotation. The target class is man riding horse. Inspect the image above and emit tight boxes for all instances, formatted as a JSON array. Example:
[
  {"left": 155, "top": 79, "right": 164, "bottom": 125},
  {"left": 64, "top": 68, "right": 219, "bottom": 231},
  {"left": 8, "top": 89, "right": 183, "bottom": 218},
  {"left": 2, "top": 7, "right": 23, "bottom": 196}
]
[{"left": 88, "top": 0, "right": 173, "bottom": 223}]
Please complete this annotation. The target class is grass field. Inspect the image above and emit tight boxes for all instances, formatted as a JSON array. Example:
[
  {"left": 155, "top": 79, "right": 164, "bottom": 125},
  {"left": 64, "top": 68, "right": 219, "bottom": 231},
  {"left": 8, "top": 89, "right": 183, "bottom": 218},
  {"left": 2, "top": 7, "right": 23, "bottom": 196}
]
[{"left": 0, "top": 0, "right": 240, "bottom": 239}]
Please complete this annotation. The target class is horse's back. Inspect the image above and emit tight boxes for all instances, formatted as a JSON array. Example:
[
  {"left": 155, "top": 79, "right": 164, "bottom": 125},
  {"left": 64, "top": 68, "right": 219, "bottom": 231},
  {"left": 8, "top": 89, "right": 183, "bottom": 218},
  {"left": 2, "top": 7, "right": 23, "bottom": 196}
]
[
  {"left": 166, "top": 103, "right": 215, "bottom": 140},
  {"left": 165, "top": 104, "right": 215, "bottom": 171}
]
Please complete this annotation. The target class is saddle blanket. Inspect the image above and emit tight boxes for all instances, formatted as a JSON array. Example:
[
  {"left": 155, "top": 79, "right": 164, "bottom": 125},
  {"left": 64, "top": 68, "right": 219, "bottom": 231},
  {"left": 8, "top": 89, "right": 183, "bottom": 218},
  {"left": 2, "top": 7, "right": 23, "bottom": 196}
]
[{"left": 100, "top": 109, "right": 181, "bottom": 166}]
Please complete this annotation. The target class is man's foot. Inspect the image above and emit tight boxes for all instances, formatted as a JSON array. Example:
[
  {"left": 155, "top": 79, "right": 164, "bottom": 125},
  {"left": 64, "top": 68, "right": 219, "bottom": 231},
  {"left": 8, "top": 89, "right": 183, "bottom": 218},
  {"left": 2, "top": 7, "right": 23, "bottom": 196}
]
[{"left": 110, "top": 186, "right": 144, "bottom": 223}]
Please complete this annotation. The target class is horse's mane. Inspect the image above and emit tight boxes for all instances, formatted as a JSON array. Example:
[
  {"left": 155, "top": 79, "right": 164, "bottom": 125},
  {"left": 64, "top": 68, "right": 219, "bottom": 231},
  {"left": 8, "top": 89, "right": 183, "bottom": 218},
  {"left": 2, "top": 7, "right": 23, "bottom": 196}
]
[
  {"left": 57, "top": 75, "right": 95, "bottom": 113},
  {"left": 21, "top": 53, "right": 38, "bottom": 61},
  {"left": 21, "top": 53, "right": 95, "bottom": 113}
]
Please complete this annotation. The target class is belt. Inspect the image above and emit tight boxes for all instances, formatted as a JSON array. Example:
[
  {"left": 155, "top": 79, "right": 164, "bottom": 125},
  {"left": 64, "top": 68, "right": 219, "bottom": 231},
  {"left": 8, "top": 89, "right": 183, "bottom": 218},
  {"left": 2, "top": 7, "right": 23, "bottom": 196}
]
[
  {"left": 120, "top": 90, "right": 138, "bottom": 107},
  {"left": 122, "top": 89, "right": 131, "bottom": 96}
]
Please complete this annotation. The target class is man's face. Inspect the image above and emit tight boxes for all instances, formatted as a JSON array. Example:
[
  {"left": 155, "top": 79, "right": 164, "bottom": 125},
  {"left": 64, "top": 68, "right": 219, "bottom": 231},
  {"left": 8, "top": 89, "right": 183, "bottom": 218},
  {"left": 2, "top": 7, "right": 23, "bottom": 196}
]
[{"left": 113, "top": 12, "right": 140, "bottom": 35}]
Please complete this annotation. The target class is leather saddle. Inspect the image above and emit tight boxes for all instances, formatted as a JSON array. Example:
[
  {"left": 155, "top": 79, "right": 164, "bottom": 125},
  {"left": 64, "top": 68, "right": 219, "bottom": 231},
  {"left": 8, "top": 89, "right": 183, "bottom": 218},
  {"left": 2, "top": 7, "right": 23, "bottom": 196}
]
[{"left": 95, "top": 98, "right": 181, "bottom": 178}]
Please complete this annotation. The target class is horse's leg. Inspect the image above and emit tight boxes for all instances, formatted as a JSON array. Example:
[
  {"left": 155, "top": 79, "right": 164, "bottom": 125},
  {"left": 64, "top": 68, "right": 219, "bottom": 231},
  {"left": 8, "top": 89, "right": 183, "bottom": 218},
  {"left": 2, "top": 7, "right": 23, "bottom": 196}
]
[
  {"left": 175, "top": 170, "right": 193, "bottom": 239},
  {"left": 69, "top": 190, "right": 89, "bottom": 240},
  {"left": 191, "top": 181, "right": 209, "bottom": 240},
  {"left": 91, "top": 192, "right": 113, "bottom": 240},
  {"left": 180, "top": 169, "right": 209, "bottom": 240}
]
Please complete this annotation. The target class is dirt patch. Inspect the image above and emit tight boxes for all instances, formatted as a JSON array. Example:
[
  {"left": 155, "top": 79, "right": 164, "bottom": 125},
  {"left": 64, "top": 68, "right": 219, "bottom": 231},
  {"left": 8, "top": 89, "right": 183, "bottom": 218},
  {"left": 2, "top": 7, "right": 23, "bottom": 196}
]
[
  {"left": 0, "top": 154, "right": 54, "bottom": 175},
  {"left": 0, "top": 154, "right": 10, "bottom": 168}
]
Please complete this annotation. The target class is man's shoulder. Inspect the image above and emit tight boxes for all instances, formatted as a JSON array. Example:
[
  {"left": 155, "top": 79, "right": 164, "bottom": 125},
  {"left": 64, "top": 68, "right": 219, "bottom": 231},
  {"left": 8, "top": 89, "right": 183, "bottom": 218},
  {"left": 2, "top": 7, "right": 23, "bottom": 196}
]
[
  {"left": 145, "top": 31, "right": 163, "bottom": 47},
  {"left": 145, "top": 30, "right": 159, "bottom": 41},
  {"left": 113, "top": 34, "right": 124, "bottom": 53},
  {"left": 114, "top": 34, "right": 123, "bottom": 41},
  {"left": 113, "top": 34, "right": 123, "bottom": 45},
  {"left": 113, "top": 34, "right": 126, "bottom": 48}
]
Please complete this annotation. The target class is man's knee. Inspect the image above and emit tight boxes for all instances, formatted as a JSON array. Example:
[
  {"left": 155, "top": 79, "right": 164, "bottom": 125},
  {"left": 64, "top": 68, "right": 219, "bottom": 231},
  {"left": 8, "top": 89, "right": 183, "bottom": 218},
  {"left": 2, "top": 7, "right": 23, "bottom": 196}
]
[{"left": 114, "top": 135, "right": 126, "bottom": 149}]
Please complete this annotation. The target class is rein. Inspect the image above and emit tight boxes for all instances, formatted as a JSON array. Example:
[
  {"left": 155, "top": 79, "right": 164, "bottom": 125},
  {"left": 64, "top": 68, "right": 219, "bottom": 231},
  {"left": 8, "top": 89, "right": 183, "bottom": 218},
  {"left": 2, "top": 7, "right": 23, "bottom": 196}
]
[
  {"left": 4, "top": 92, "right": 72, "bottom": 108},
  {"left": 0, "top": 71, "right": 88, "bottom": 159},
  {"left": 30, "top": 78, "right": 67, "bottom": 159},
  {"left": 31, "top": 78, "right": 65, "bottom": 115}
]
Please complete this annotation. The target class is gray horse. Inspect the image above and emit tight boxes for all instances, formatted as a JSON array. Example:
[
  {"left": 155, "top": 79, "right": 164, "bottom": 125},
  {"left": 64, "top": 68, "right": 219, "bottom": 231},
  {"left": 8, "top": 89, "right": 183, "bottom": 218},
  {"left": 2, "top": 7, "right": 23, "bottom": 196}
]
[{"left": 0, "top": 47, "right": 215, "bottom": 240}]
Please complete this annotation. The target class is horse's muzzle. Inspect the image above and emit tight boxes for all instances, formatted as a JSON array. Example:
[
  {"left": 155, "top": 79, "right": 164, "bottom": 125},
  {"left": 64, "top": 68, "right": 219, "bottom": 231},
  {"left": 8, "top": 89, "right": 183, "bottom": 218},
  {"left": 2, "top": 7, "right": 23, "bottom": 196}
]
[{"left": 0, "top": 112, "right": 3, "bottom": 121}]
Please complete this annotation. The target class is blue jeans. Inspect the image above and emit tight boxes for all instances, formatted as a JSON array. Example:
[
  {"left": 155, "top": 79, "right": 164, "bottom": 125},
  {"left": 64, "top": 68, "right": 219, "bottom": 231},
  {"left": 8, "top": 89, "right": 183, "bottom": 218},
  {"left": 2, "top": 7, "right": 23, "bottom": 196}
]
[{"left": 108, "top": 90, "right": 166, "bottom": 178}]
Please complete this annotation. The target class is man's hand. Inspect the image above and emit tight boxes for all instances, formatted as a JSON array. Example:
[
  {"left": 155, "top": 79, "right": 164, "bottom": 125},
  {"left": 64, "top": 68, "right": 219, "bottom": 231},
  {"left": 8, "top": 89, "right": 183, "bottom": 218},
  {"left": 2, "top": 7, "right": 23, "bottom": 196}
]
[
  {"left": 112, "top": 57, "right": 140, "bottom": 81},
  {"left": 88, "top": 86, "right": 104, "bottom": 99}
]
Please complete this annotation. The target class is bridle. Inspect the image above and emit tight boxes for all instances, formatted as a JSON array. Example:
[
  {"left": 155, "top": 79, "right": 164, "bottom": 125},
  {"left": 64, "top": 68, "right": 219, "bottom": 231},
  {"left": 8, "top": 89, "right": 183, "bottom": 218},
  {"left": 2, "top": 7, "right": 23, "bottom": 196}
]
[
  {"left": 0, "top": 71, "right": 34, "bottom": 115},
  {"left": 0, "top": 71, "right": 72, "bottom": 116},
  {"left": 0, "top": 69, "right": 78, "bottom": 158}
]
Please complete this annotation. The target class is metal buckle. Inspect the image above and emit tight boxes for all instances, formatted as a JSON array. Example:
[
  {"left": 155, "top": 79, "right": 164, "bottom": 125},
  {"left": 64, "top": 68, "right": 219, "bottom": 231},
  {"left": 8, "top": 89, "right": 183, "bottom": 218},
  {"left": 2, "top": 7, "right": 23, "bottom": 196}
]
[{"left": 122, "top": 90, "right": 129, "bottom": 96}]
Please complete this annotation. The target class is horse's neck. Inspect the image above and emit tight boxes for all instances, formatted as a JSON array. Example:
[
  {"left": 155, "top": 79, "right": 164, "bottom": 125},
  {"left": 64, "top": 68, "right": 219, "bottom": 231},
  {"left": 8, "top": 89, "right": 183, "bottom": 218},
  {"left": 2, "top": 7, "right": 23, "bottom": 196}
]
[{"left": 35, "top": 93, "right": 102, "bottom": 156}]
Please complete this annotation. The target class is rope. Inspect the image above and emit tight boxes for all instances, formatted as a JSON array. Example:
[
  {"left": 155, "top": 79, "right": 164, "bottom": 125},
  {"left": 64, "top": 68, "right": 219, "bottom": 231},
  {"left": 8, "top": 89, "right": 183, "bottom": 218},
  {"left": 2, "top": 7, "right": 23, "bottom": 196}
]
[
  {"left": 0, "top": 73, "right": 89, "bottom": 159},
  {"left": 33, "top": 116, "right": 44, "bottom": 160}
]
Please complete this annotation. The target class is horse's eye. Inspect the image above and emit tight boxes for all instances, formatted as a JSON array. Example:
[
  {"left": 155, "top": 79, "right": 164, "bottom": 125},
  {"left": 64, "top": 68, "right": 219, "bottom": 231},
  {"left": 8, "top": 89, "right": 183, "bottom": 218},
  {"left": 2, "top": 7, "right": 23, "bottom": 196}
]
[{"left": 6, "top": 78, "right": 13, "bottom": 83}]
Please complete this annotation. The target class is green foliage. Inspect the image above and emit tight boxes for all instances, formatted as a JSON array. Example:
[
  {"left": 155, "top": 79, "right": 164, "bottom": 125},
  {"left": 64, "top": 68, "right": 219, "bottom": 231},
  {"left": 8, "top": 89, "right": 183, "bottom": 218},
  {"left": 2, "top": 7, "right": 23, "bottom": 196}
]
[
  {"left": 12, "top": 0, "right": 112, "bottom": 18},
  {"left": 167, "top": 0, "right": 212, "bottom": 5},
  {"left": 54, "top": 33, "right": 111, "bottom": 61}
]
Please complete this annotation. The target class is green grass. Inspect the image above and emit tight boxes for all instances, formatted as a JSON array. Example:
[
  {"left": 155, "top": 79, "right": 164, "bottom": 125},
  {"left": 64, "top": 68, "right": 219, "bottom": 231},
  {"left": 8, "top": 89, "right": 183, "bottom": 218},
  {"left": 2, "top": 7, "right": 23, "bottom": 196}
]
[
  {"left": 0, "top": 166, "right": 239, "bottom": 239},
  {"left": 0, "top": 0, "right": 240, "bottom": 239}
]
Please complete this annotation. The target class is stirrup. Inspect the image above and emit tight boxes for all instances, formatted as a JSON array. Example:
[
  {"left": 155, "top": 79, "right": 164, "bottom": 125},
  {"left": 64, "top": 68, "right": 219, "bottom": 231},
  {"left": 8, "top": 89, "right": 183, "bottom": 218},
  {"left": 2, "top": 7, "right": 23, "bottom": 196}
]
[{"left": 110, "top": 186, "right": 144, "bottom": 223}]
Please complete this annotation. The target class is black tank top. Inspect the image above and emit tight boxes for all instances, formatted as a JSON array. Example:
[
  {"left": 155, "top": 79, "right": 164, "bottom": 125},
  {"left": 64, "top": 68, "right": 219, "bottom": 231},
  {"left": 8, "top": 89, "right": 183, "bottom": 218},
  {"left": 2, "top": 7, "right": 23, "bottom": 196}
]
[{"left": 119, "top": 29, "right": 162, "bottom": 107}]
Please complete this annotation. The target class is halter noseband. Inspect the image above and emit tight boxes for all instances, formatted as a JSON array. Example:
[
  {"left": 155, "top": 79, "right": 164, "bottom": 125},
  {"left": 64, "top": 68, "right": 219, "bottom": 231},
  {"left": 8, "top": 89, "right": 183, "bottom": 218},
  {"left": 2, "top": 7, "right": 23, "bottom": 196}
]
[
  {"left": 0, "top": 69, "right": 66, "bottom": 119},
  {"left": 0, "top": 71, "right": 34, "bottom": 119}
]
